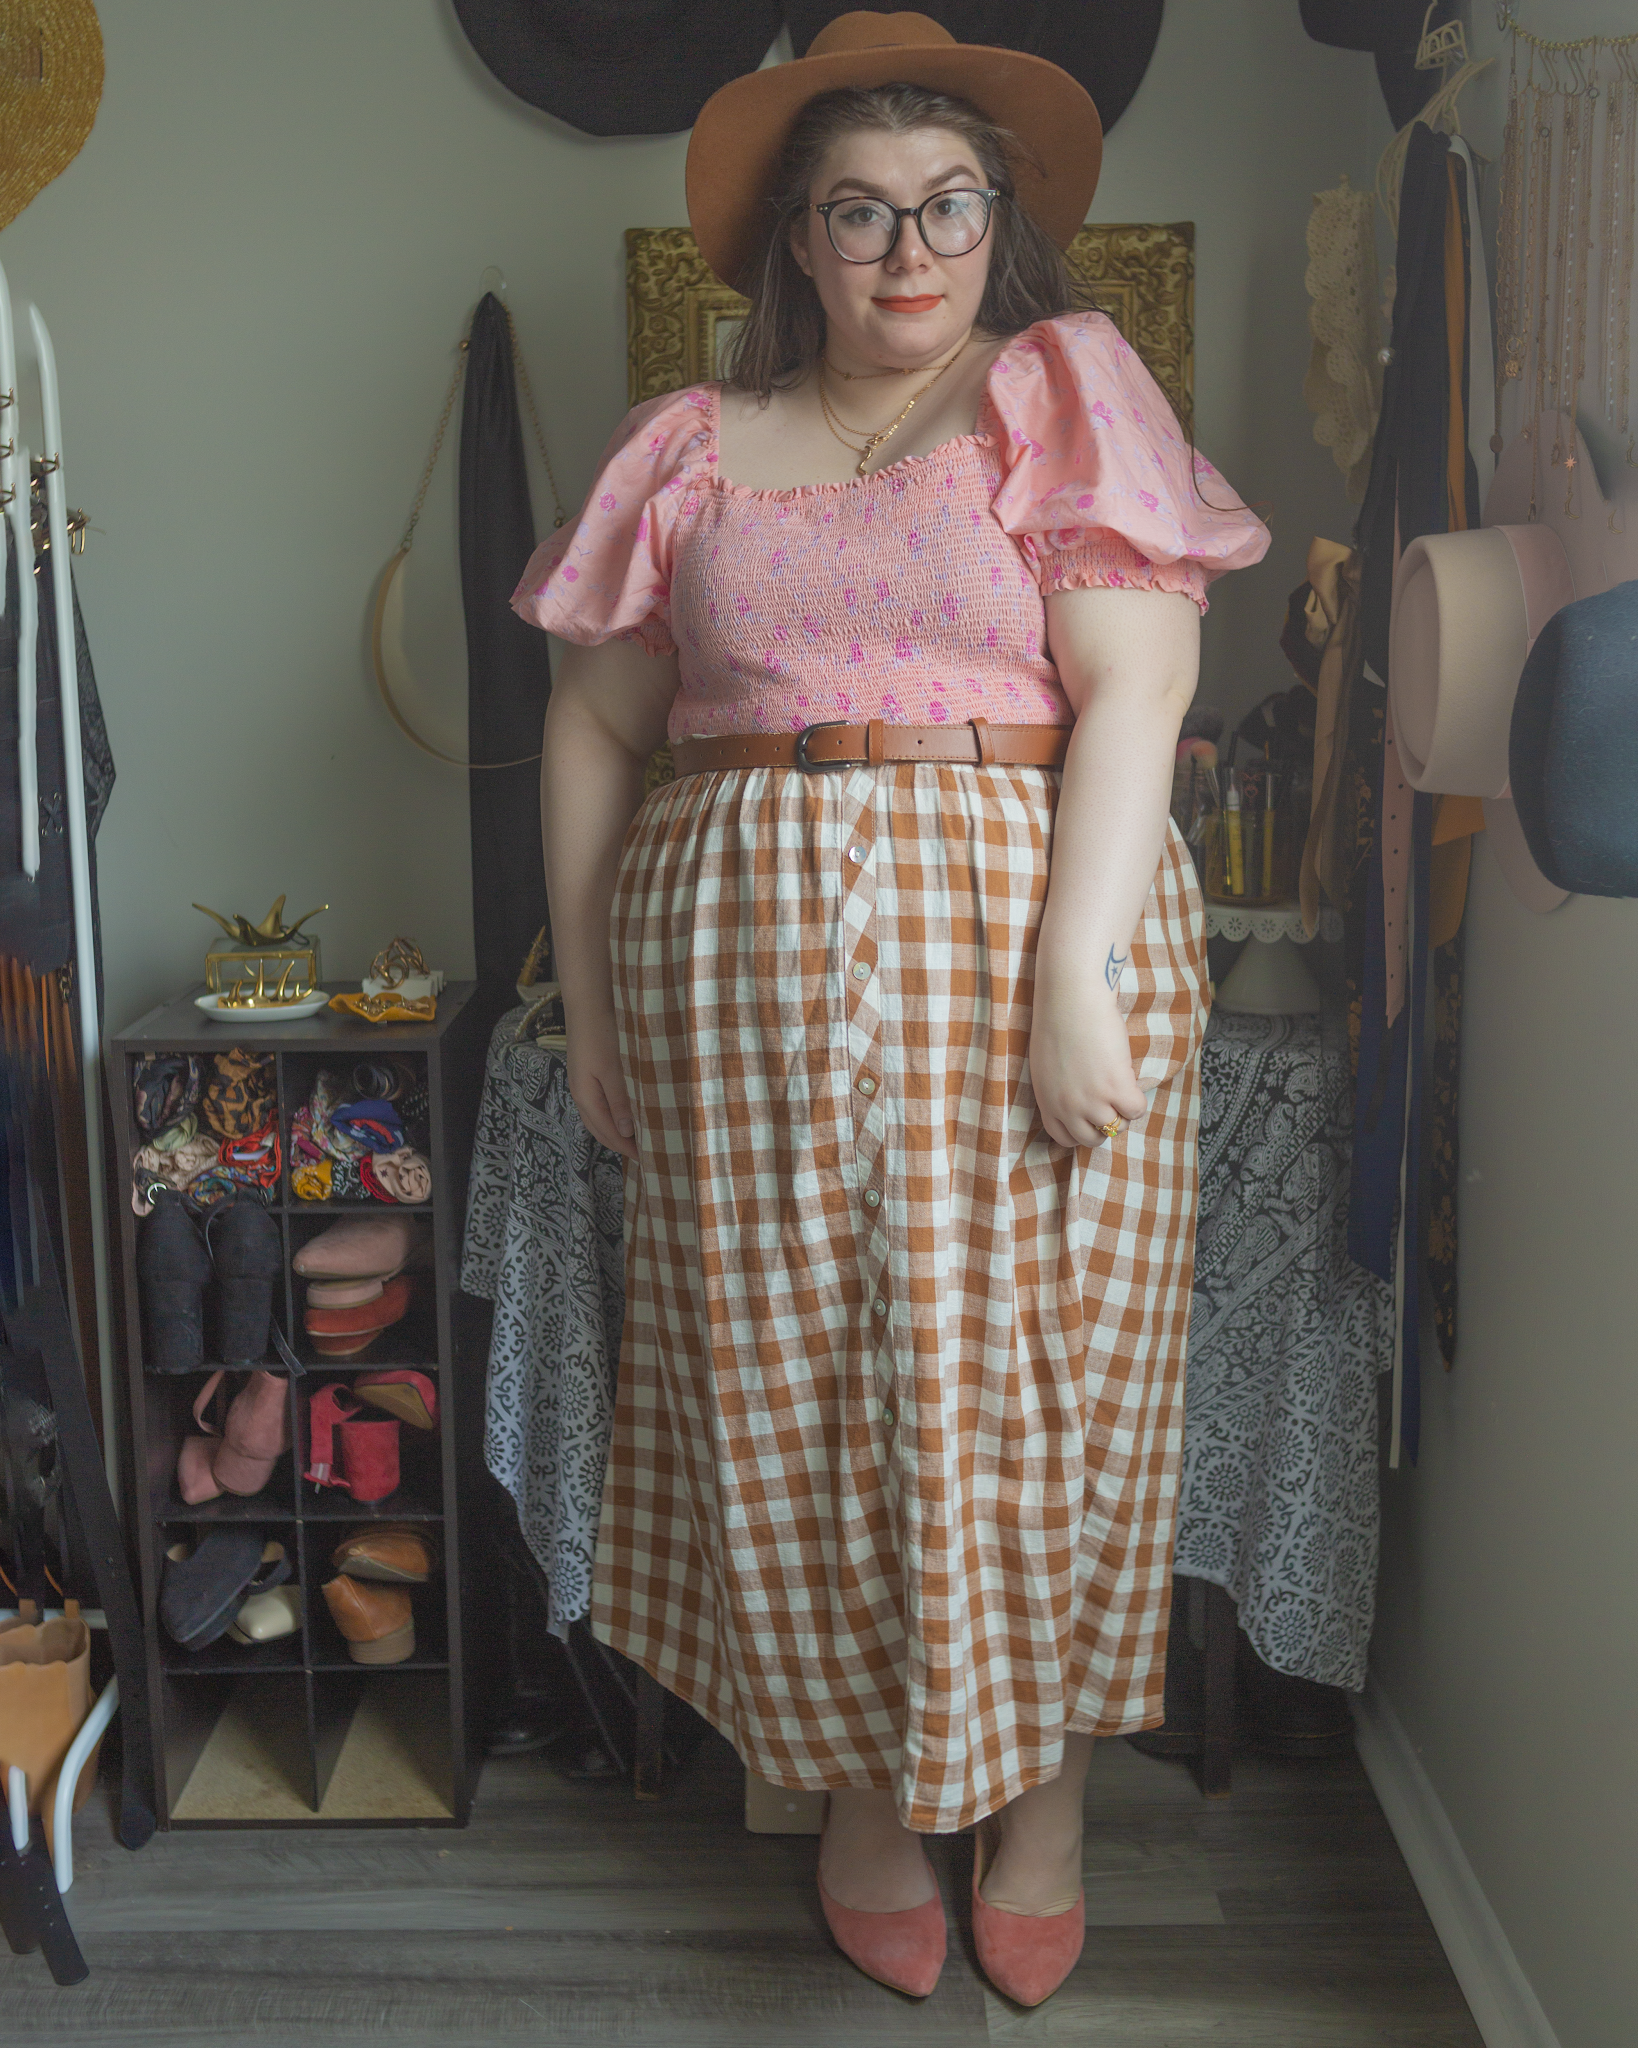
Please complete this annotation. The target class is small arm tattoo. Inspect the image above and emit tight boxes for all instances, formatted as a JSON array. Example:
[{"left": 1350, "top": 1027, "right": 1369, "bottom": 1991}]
[{"left": 1105, "top": 946, "right": 1128, "bottom": 991}]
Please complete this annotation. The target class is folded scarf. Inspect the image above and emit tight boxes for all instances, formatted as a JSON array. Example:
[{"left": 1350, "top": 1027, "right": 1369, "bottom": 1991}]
[
  {"left": 149, "top": 1112, "right": 200, "bottom": 1156},
  {"left": 218, "top": 1119, "right": 281, "bottom": 1189},
  {"left": 130, "top": 1131, "right": 223, "bottom": 1216},
  {"left": 360, "top": 1146, "right": 431, "bottom": 1205},
  {"left": 289, "top": 1103, "right": 326, "bottom": 1166},
  {"left": 132, "top": 1054, "right": 201, "bottom": 1138},
  {"left": 330, "top": 1100, "right": 405, "bottom": 1154},
  {"left": 308, "top": 1069, "right": 365, "bottom": 1161},
  {"left": 202, "top": 1049, "right": 276, "bottom": 1139},
  {"left": 291, "top": 1157, "right": 333, "bottom": 1204}
]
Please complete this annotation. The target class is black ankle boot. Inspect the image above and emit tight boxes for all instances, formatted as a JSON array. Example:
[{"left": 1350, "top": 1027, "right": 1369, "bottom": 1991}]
[
  {"left": 209, "top": 1200, "right": 284, "bottom": 1366},
  {"left": 136, "top": 1190, "right": 213, "bottom": 1372}
]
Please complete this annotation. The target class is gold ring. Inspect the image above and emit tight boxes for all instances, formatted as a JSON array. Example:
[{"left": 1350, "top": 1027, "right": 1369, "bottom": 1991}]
[{"left": 1098, "top": 1118, "right": 1121, "bottom": 1140}]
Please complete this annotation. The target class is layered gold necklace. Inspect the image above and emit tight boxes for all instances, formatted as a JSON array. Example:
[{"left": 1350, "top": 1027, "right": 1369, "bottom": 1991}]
[{"left": 817, "top": 337, "right": 970, "bottom": 477}]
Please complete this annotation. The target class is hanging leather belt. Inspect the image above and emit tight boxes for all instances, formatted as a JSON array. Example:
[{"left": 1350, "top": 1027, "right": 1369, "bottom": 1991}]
[{"left": 670, "top": 718, "right": 1072, "bottom": 777}]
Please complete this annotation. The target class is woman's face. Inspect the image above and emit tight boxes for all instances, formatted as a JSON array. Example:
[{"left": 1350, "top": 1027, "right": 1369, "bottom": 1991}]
[{"left": 791, "top": 124, "right": 996, "bottom": 367}]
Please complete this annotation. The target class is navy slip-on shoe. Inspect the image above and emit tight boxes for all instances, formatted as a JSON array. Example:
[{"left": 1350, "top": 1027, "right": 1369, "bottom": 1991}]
[{"left": 160, "top": 1527, "right": 291, "bottom": 1650}]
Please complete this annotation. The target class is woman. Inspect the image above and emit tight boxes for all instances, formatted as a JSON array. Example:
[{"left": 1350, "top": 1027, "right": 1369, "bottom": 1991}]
[{"left": 516, "top": 11, "right": 1268, "bottom": 2007}]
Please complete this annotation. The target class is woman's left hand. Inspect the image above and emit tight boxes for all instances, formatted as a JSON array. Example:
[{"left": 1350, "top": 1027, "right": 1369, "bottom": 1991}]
[{"left": 1027, "top": 968, "right": 1149, "bottom": 1150}]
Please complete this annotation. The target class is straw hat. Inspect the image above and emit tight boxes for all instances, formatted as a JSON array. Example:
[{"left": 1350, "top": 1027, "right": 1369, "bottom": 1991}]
[
  {"left": 0, "top": 0, "right": 103, "bottom": 233},
  {"left": 1387, "top": 412, "right": 1637, "bottom": 912},
  {"left": 685, "top": 10, "right": 1104, "bottom": 290}
]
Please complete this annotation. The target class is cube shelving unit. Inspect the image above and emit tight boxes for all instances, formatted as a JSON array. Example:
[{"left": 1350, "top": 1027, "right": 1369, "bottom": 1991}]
[{"left": 108, "top": 983, "right": 490, "bottom": 1827}]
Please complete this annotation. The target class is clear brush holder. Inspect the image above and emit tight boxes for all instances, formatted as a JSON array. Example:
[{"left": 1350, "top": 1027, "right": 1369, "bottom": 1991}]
[{"left": 1198, "top": 809, "right": 1299, "bottom": 908}]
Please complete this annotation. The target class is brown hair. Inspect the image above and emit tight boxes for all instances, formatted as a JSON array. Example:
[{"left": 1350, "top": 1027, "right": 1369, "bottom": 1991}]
[{"left": 724, "top": 83, "right": 1086, "bottom": 402}]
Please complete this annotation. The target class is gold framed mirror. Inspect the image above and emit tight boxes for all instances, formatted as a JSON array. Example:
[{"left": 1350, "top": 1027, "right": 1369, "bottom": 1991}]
[{"left": 626, "top": 221, "right": 1194, "bottom": 434}]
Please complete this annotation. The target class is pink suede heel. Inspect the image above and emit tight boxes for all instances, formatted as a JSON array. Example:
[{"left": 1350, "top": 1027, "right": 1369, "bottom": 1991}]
[
  {"left": 970, "top": 1816, "right": 1085, "bottom": 2008},
  {"left": 817, "top": 1800, "right": 946, "bottom": 1997}
]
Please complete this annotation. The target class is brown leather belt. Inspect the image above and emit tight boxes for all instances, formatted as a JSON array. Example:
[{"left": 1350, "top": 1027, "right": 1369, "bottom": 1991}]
[{"left": 671, "top": 718, "right": 1071, "bottom": 777}]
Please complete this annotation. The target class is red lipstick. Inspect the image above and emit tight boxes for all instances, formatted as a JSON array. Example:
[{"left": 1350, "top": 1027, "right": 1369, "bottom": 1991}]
[{"left": 872, "top": 294, "right": 942, "bottom": 313}]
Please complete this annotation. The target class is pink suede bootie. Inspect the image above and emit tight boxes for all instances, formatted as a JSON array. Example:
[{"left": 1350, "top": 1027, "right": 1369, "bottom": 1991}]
[{"left": 175, "top": 1369, "right": 291, "bottom": 1503}]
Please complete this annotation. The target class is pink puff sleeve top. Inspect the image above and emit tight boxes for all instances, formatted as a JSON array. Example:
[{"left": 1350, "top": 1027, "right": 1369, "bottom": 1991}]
[{"left": 513, "top": 311, "right": 1270, "bottom": 741}]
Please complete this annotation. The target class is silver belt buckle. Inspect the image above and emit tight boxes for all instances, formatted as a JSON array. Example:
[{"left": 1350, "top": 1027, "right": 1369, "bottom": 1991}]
[{"left": 794, "top": 720, "right": 862, "bottom": 772}]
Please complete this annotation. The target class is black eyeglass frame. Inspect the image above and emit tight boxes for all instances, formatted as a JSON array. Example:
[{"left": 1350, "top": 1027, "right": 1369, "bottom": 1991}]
[{"left": 808, "top": 188, "right": 1003, "bottom": 265}]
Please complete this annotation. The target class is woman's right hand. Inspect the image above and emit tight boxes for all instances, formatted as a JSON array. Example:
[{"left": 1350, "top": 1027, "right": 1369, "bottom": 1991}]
[
  {"left": 539, "top": 639, "right": 677, "bottom": 1169},
  {"left": 566, "top": 999, "right": 638, "bottom": 1161}
]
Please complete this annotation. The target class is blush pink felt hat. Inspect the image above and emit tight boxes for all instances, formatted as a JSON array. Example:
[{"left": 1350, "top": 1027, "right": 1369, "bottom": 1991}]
[{"left": 1387, "top": 411, "right": 1638, "bottom": 912}]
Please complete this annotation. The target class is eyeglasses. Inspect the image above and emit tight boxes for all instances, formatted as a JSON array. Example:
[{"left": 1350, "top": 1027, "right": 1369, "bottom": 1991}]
[{"left": 809, "top": 188, "right": 1001, "bottom": 264}]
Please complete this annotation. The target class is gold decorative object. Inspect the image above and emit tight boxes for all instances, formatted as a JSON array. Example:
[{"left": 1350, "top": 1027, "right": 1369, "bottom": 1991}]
[
  {"left": 626, "top": 221, "right": 1195, "bottom": 436},
  {"left": 215, "top": 957, "right": 313, "bottom": 1010},
  {"left": 328, "top": 988, "right": 437, "bottom": 1024},
  {"left": 514, "top": 979, "right": 567, "bottom": 1053},
  {"left": 196, "top": 894, "right": 326, "bottom": 996},
  {"left": 194, "top": 894, "right": 328, "bottom": 949},
  {"left": 331, "top": 935, "right": 442, "bottom": 1022},
  {"left": 365, "top": 936, "right": 431, "bottom": 990},
  {"left": 0, "top": 0, "right": 103, "bottom": 234}
]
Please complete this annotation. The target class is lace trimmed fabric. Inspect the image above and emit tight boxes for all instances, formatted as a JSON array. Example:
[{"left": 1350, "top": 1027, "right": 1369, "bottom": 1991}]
[{"left": 1303, "top": 175, "right": 1384, "bottom": 504}]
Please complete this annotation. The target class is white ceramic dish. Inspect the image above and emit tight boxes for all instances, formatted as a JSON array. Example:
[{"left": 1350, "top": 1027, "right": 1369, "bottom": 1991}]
[{"left": 196, "top": 991, "right": 331, "bottom": 1024}]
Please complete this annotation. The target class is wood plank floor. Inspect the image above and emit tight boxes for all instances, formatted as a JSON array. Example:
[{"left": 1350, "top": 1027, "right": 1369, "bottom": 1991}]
[{"left": 3, "top": 1732, "right": 1483, "bottom": 2046}]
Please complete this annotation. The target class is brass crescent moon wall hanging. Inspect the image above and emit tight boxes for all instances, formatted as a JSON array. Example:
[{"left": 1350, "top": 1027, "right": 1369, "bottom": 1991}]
[{"left": 371, "top": 295, "right": 567, "bottom": 771}]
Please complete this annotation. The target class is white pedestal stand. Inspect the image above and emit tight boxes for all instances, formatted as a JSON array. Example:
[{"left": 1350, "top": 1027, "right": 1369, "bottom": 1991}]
[{"left": 1208, "top": 902, "right": 1342, "bottom": 1016}]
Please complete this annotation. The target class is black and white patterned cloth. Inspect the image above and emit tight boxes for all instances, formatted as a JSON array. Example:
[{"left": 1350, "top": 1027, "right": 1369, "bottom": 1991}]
[
  {"left": 464, "top": 1005, "right": 1392, "bottom": 1682},
  {"left": 461, "top": 1009, "right": 625, "bottom": 1639},
  {"left": 1176, "top": 1010, "right": 1394, "bottom": 1691}
]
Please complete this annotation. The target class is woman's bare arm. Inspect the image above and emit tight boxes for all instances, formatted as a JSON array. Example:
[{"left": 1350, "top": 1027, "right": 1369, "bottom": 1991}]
[
  {"left": 540, "top": 638, "right": 678, "bottom": 1158},
  {"left": 1029, "top": 585, "right": 1200, "bottom": 1149}
]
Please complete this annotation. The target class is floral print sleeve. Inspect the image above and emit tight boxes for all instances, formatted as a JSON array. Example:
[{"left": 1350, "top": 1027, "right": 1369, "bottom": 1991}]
[
  {"left": 510, "top": 388, "right": 714, "bottom": 654},
  {"left": 986, "top": 311, "right": 1270, "bottom": 614}
]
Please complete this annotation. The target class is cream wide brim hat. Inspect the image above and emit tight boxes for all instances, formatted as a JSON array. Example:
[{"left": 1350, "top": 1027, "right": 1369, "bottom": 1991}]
[
  {"left": 684, "top": 10, "right": 1103, "bottom": 291},
  {"left": 1387, "top": 411, "right": 1625, "bottom": 913}
]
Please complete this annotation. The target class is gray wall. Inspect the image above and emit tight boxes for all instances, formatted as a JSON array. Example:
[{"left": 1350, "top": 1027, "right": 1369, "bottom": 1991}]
[
  {"left": 0, "top": 0, "right": 1365, "bottom": 1031},
  {"left": 1366, "top": 7, "right": 1638, "bottom": 2045}
]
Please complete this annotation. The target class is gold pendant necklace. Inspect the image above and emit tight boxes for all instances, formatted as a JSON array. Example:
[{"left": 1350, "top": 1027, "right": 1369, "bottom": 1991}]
[{"left": 817, "top": 339, "right": 969, "bottom": 477}]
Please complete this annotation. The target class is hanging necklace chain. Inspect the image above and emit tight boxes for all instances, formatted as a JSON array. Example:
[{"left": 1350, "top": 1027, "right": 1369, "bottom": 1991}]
[{"left": 817, "top": 339, "right": 970, "bottom": 477}]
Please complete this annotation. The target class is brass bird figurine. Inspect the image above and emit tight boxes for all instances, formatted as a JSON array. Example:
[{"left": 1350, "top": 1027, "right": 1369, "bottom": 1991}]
[{"left": 193, "top": 895, "right": 329, "bottom": 948}]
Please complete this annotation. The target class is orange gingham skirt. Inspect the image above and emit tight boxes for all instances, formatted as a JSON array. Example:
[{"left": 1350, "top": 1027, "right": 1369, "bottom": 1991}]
[{"left": 593, "top": 762, "right": 1209, "bottom": 1833}]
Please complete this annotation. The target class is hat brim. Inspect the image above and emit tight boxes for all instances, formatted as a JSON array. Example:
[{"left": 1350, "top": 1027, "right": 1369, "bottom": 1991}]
[
  {"left": 1477, "top": 413, "right": 1614, "bottom": 914},
  {"left": 1482, "top": 797, "right": 1569, "bottom": 914},
  {"left": 686, "top": 41, "right": 1103, "bottom": 290}
]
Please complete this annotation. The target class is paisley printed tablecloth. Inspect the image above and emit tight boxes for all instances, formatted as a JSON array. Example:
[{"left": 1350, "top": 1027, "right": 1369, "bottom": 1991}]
[
  {"left": 461, "top": 1009, "right": 625, "bottom": 1639},
  {"left": 464, "top": 1004, "right": 1393, "bottom": 1681},
  {"left": 1175, "top": 1010, "right": 1394, "bottom": 1690}
]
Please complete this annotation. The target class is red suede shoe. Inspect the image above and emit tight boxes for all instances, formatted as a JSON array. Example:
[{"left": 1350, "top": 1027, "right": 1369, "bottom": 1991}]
[
  {"left": 816, "top": 1801, "right": 946, "bottom": 1998},
  {"left": 304, "top": 1383, "right": 400, "bottom": 1503},
  {"left": 970, "top": 1816, "right": 1085, "bottom": 2008}
]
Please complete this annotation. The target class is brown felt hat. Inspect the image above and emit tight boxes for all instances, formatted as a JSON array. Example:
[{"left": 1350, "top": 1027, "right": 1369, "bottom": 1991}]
[{"left": 685, "top": 11, "right": 1104, "bottom": 291}]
